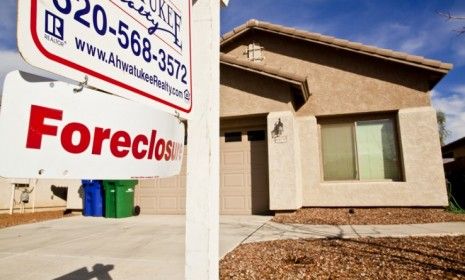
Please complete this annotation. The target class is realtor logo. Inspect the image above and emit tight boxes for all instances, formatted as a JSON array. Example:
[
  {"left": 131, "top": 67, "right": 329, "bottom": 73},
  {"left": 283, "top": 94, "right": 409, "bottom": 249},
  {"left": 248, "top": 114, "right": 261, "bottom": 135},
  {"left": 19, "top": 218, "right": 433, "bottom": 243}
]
[{"left": 45, "top": 10, "right": 64, "bottom": 40}]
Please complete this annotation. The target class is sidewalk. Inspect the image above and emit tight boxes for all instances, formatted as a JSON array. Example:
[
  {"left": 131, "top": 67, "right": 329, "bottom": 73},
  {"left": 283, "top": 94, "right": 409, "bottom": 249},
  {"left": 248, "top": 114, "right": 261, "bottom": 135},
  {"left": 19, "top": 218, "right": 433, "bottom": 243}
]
[{"left": 243, "top": 221, "right": 465, "bottom": 243}]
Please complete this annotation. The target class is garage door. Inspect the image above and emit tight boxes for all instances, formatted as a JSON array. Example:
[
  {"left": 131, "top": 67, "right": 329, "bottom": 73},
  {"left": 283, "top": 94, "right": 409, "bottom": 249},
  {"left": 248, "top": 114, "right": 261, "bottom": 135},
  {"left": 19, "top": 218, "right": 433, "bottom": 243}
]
[
  {"left": 135, "top": 126, "right": 269, "bottom": 215},
  {"left": 135, "top": 149, "right": 187, "bottom": 215},
  {"left": 220, "top": 129, "right": 269, "bottom": 215}
]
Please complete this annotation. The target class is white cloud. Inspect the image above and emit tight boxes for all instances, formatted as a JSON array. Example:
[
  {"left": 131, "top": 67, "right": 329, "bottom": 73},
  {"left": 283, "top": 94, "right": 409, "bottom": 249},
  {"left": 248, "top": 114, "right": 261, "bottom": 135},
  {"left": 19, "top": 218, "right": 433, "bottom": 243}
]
[
  {"left": 432, "top": 87, "right": 465, "bottom": 143},
  {"left": 399, "top": 34, "right": 426, "bottom": 54},
  {"left": 354, "top": 23, "right": 412, "bottom": 50},
  {"left": 353, "top": 15, "right": 457, "bottom": 60}
]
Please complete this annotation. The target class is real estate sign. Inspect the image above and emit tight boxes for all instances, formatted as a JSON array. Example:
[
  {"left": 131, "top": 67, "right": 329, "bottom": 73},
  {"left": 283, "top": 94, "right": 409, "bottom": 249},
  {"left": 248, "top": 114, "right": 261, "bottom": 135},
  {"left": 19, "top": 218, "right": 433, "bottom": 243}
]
[
  {"left": 0, "top": 71, "right": 185, "bottom": 179},
  {"left": 17, "top": 0, "right": 193, "bottom": 117}
]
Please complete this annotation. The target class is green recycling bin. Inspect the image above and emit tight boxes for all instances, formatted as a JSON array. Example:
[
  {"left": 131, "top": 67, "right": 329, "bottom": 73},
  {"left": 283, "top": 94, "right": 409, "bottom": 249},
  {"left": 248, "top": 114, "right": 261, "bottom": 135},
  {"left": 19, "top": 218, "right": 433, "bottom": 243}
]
[
  {"left": 103, "top": 182, "right": 117, "bottom": 218},
  {"left": 103, "top": 180, "right": 137, "bottom": 218}
]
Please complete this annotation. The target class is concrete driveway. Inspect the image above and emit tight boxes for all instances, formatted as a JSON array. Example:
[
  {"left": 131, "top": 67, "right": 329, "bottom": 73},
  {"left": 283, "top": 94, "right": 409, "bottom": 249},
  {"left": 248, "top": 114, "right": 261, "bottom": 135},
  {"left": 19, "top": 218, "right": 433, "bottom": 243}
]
[{"left": 0, "top": 215, "right": 270, "bottom": 280}]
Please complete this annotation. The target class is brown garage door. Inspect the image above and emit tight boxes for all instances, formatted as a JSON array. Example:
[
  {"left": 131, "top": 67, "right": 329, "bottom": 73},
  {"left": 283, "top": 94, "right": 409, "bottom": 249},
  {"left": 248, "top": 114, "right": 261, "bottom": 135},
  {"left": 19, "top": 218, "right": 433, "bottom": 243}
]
[{"left": 135, "top": 125, "right": 269, "bottom": 215}]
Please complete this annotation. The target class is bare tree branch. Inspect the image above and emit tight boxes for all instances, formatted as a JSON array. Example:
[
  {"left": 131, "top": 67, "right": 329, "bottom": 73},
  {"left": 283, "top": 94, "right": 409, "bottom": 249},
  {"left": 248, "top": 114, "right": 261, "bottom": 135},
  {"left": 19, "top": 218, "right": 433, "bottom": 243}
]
[
  {"left": 437, "top": 11, "right": 465, "bottom": 20},
  {"left": 437, "top": 10, "right": 465, "bottom": 35},
  {"left": 454, "top": 28, "right": 465, "bottom": 36}
]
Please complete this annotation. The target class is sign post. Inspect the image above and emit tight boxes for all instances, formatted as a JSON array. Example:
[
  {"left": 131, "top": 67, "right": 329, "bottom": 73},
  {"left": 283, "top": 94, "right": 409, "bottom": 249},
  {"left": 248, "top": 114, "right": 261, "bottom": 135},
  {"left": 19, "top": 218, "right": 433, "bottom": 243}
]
[
  {"left": 17, "top": 0, "right": 193, "bottom": 117},
  {"left": 185, "top": 0, "right": 220, "bottom": 279}
]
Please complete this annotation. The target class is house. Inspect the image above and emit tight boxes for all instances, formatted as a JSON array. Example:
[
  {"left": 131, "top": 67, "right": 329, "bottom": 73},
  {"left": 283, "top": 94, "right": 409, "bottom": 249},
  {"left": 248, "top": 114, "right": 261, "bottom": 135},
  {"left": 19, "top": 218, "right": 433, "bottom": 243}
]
[
  {"left": 0, "top": 178, "right": 81, "bottom": 214},
  {"left": 134, "top": 20, "right": 452, "bottom": 215},
  {"left": 443, "top": 137, "right": 465, "bottom": 160},
  {"left": 0, "top": 20, "right": 451, "bottom": 215},
  {"left": 442, "top": 137, "right": 465, "bottom": 208}
]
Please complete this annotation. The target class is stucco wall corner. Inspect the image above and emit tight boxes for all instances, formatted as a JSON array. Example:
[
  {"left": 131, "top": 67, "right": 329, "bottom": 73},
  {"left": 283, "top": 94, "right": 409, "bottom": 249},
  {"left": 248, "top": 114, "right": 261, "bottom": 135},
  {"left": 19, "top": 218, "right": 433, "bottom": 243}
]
[
  {"left": 398, "top": 106, "right": 448, "bottom": 206},
  {"left": 293, "top": 117, "right": 303, "bottom": 209},
  {"left": 267, "top": 111, "right": 301, "bottom": 210},
  {"left": 296, "top": 116, "right": 321, "bottom": 206}
]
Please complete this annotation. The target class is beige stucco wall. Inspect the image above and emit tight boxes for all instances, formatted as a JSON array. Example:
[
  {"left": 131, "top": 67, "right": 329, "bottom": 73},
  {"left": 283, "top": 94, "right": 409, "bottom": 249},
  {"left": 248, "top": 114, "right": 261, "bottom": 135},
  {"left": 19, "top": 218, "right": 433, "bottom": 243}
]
[
  {"left": 298, "top": 107, "right": 448, "bottom": 207},
  {"left": 397, "top": 107, "right": 448, "bottom": 204},
  {"left": 298, "top": 116, "right": 321, "bottom": 204},
  {"left": 220, "top": 65, "right": 294, "bottom": 117},
  {"left": 221, "top": 31, "right": 431, "bottom": 117},
  {"left": 267, "top": 112, "right": 302, "bottom": 210},
  {"left": 0, "top": 178, "right": 81, "bottom": 213}
]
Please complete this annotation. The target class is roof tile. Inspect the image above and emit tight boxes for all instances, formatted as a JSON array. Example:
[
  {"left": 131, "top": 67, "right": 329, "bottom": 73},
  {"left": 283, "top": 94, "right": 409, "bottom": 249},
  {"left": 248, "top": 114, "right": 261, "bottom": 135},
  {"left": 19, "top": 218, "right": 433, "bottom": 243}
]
[
  {"left": 406, "top": 55, "right": 425, "bottom": 64},
  {"left": 258, "top": 22, "right": 275, "bottom": 29},
  {"left": 246, "top": 19, "right": 259, "bottom": 27},
  {"left": 232, "top": 23, "right": 247, "bottom": 34},
  {"left": 346, "top": 42, "right": 363, "bottom": 50},
  {"left": 421, "top": 59, "right": 441, "bottom": 68},
  {"left": 221, "top": 31, "right": 234, "bottom": 41},
  {"left": 333, "top": 39, "right": 350, "bottom": 46},
  {"left": 374, "top": 48, "right": 392, "bottom": 57},
  {"left": 301, "top": 31, "right": 322, "bottom": 41},
  {"left": 319, "top": 36, "right": 335, "bottom": 44}
]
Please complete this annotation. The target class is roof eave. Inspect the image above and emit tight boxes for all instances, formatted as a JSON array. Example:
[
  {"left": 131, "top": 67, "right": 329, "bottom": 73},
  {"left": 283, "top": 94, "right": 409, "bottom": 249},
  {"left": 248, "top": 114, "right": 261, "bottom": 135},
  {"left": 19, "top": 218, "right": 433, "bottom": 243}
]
[
  {"left": 221, "top": 21, "right": 453, "bottom": 75},
  {"left": 220, "top": 55, "right": 311, "bottom": 102}
]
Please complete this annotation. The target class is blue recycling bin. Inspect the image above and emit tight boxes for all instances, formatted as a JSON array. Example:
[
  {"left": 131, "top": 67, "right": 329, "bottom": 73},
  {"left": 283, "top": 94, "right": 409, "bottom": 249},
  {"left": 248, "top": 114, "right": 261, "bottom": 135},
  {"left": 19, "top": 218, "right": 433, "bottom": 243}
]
[{"left": 82, "top": 180, "right": 103, "bottom": 217}]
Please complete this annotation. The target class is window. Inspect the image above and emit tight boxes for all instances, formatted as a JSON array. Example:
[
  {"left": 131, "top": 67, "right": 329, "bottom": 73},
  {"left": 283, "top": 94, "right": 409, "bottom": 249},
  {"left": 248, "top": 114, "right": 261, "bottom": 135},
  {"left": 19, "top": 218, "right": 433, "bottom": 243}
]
[
  {"left": 247, "top": 130, "right": 266, "bottom": 141},
  {"left": 224, "top": 132, "right": 242, "bottom": 142},
  {"left": 320, "top": 117, "right": 401, "bottom": 181}
]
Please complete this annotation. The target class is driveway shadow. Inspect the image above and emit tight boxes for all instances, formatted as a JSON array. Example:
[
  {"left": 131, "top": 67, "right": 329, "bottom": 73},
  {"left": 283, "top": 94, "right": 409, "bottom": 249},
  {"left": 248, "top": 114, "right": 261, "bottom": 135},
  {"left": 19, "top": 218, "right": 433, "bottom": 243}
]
[{"left": 53, "top": 264, "right": 114, "bottom": 280}]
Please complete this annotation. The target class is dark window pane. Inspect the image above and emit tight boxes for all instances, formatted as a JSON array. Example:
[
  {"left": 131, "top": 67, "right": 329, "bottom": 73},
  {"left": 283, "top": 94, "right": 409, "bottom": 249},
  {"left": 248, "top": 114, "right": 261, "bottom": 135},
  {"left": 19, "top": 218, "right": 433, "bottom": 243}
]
[
  {"left": 247, "top": 130, "right": 266, "bottom": 141},
  {"left": 225, "top": 132, "right": 242, "bottom": 142}
]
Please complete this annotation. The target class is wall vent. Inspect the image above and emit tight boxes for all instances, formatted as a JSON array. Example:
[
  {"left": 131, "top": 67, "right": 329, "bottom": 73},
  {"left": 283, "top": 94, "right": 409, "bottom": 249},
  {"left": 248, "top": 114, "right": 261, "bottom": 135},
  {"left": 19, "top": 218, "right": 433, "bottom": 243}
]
[{"left": 244, "top": 43, "right": 264, "bottom": 62}]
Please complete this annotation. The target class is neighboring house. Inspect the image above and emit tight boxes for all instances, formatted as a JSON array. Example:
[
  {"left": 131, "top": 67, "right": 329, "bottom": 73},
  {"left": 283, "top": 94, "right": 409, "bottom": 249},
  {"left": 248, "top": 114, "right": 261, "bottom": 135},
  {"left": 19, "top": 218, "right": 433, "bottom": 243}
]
[
  {"left": 135, "top": 20, "right": 451, "bottom": 215},
  {"left": 442, "top": 137, "right": 465, "bottom": 208},
  {"left": 0, "top": 178, "right": 81, "bottom": 214},
  {"left": 442, "top": 137, "right": 465, "bottom": 160}
]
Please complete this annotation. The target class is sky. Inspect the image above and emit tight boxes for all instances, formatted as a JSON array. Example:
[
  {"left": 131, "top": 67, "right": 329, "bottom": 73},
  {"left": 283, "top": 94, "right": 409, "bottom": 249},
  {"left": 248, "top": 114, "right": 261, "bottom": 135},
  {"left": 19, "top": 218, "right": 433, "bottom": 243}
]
[{"left": 0, "top": 0, "right": 464, "bottom": 143}]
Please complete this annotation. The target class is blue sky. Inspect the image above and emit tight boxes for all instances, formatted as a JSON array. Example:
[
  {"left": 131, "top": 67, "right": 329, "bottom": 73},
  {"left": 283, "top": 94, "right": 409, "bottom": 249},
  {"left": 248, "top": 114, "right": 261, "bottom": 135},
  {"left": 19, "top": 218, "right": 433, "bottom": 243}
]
[
  {"left": 0, "top": 1, "right": 463, "bottom": 143},
  {"left": 221, "top": 0, "right": 465, "bottom": 143}
]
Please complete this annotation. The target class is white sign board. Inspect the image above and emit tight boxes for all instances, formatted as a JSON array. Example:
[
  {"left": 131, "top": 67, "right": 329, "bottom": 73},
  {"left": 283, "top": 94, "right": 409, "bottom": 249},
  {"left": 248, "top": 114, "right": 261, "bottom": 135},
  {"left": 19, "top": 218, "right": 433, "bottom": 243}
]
[
  {"left": 0, "top": 71, "right": 185, "bottom": 179},
  {"left": 17, "top": 0, "right": 193, "bottom": 117}
]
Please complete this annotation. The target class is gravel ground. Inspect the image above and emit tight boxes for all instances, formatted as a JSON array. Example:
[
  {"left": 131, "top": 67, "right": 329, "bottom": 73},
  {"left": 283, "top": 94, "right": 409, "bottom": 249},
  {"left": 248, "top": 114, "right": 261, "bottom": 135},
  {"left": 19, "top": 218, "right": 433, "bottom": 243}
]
[
  {"left": 0, "top": 210, "right": 67, "bottom": 228},
  {"left": 220, "top": 236, "right": 465, "bottom": 280},
  {"left": 273, "top": 208, "right": 465, "bottom": 225}
]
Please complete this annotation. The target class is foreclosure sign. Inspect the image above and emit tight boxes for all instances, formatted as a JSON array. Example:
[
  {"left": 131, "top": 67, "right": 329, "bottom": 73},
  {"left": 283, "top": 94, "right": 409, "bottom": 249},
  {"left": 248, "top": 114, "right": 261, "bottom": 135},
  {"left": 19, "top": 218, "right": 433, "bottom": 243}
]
[
  {"left": 17, "top": 0, "right": 193, "bottom": 117},
  {"left": 0, "top": 71, "right": 185, "bottom": 179}
]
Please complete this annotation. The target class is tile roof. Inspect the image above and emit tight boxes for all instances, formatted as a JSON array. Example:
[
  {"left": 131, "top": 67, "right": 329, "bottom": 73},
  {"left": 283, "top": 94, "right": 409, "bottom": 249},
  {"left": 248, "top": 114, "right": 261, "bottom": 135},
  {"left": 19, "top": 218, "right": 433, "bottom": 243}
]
[
  {"left": 221, "top": 19, "right": 453, "bottom": 73},
  {"left": 442, "top": 136, "right": 465, "bottom": 154}
]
